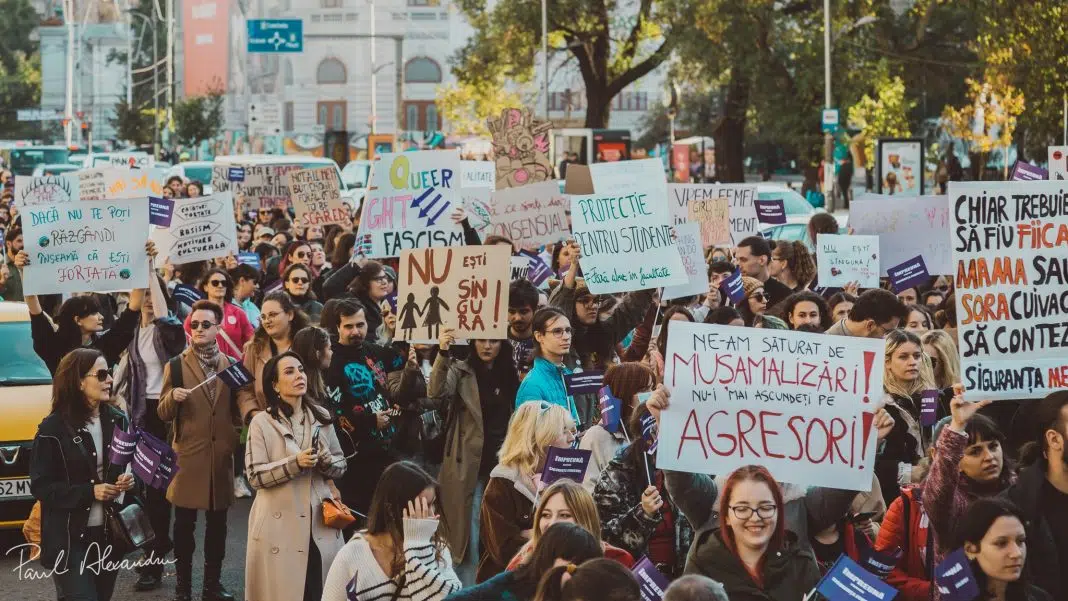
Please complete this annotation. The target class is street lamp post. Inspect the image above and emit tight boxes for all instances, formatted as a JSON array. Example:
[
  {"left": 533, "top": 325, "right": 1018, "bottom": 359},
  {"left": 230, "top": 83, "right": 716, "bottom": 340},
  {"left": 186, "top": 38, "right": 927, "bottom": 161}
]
[{"left": 823, "top": 0, "right": 835, "bottom": 211}]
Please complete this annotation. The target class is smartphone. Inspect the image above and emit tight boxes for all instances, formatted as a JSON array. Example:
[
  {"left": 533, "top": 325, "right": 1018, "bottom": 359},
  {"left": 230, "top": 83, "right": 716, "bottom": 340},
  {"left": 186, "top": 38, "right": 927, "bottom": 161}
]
[
  {"left": 311, "top": 425, "right": 321, "bottom": 453},
  {"left": 850, "top": 511, "right": 878, "bottom": 523}
]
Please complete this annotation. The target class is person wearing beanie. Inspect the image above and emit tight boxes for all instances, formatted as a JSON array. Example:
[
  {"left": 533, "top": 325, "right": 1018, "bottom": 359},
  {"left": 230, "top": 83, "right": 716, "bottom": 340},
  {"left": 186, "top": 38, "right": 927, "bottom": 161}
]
[{"left": 738, "top": 276, "right": 768, "bottom": 326}]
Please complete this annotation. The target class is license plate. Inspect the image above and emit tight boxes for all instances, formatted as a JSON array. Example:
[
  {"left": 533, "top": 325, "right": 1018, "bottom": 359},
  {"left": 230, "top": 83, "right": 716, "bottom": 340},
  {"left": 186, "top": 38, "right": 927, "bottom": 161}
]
[{"left": 0, "top": 478, "right": 31, "bottom": 499}]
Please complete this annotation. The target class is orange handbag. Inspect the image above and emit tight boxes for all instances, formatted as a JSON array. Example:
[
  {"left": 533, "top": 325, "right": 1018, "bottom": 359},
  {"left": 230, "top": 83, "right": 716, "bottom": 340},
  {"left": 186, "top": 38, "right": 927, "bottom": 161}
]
[{"left": 322, "top": 497, "right": 356, "bottom": 529}]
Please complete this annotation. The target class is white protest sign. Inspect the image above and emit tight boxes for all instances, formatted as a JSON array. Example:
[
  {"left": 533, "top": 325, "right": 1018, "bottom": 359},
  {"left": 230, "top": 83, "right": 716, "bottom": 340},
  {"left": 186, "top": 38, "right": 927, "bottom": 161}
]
[
  {"left": 288, "top": 166, "right": 348, "bottom": 227},
  {"left": 489, "top": 181, "right": 569, "bottom": 249},
  {"left": 1050, "top": 146, "right": 1067, "bottom": 180},
  {"left": 213, "top": 163, "right": 302, "bottom": 211},
  {"left": 357, "top": 150, "right": 465, "bottom": 258},
  {"left": 668, "top": 184, "right": 759, "bottom": 246},
  {"left": 461, "top": 161, "right": 496, "bottom": 189},
  {"left": 14, "top": 175, "right": 79, "bottom": 206},
  {"left": 150, "top": 191, "right": 238, "bottom": 264},
  {"left": 511, "top": 256, "right": 530, "bottom": 281},
  {"left": 663, "top": 223, "right": 710, "bottom": 301},
  {"left": 817, "top": 234, "right": 880, "bottom": 288},
  {"left": 658, "top": 321, "right": 884, "bottom": 492},
  {"left": 950, "top": 180, "right": 1068, "bottom": 400},
  {"left": 589, "top": 159, "right": 667, "bottom": 195},
  {"left": 570, "top": 183, "right": 687, "bottom": 294},
  {"left": 849, "top": 194, "right": 953, "bottom": 275},
  {"left": 22, "top": 199, "right": 151, "bottom": 295},
  {"left": 462, "top": 188, "right": 494, "bottom": 239},
  {"left": 69, "top": 167, "right": 166, "bottom": 201},
  {"left": 90, "top": 152, "right": 154, "bottom": 169}
]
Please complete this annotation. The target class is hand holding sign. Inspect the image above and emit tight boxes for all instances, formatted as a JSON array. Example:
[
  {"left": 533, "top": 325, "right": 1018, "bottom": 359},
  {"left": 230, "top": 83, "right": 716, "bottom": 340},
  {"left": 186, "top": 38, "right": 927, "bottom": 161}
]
[
  {"left": 439, "top": 325, "right": 456, "bottom": 351},
  {"left": 640, "top": 485, "right": 663, "bottom": 517}
]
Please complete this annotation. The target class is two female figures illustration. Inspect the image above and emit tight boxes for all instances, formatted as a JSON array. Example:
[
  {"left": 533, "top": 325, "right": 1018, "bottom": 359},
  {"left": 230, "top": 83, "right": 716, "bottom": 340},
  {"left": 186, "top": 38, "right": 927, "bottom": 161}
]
[{"left": 397, "top": 287, "right": 450, "bottom": 340}]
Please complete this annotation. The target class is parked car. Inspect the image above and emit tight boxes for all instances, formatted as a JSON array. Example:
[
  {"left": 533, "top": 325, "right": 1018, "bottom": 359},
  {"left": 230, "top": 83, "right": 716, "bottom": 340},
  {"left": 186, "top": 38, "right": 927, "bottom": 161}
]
[
  {"left": 0, "top": 302, "right": 54, "bottom": 531},
  {"left": 756, "top": 184, "right": 846, "bottom": 243},
  {"left": 31, "top": 163, "right": 80, "bottom": 177}
]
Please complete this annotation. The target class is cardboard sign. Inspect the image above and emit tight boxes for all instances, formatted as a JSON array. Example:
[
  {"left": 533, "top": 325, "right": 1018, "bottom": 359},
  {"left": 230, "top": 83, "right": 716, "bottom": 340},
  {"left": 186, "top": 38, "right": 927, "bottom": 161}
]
[
  {"left": 817, "top": 234, "right": 880, "bottom": 288},
  {"left": 564, "top": 164, "right": 594, "bottom": 195},
  {"left": 756, "top": 199, "right": 787, "bottom": 224},
  {"left": 1049, "top": 146, "right": 1067, "bottom": 180},
  {"left": 486, "top": 108, "right": 553, "bottom": 189},
  {"left": 687, "top": 196, "right": 730, "bottom": 248},
  {"left": 151, "top": 192, "right": 237, "bottom": 264},
  {"left": 570, "top": 184, "right": 687, "bottom": 294},
  {"left": 920, "top": 389, "right": 939, "bottom": 426},
  {"left": 668, "top": 184, "right": 759, "bottom": 246},
  {"left": 817, "top": 555, "right": 899, "bottom": 601},
  {"left": 658, "top": 321, "right": 884, "bottom": 491},
  {"left": 148, "top": 196, "right": 175, "bottom": 227},
  {"left": 23, "top": 199, "right": 151, "bottom": 295},
  {"left": 396, "top": 244, "right": 511, "bottom": 343},
  {"left": 542, "top": 446, "right": 592, "bottom": 485},
  {"left": 14, "top": 175, "right": 79, "bottom": 207},
  {"left": 849, "top": 195, "right": 953, "bottom": 275},
  {"left": 662, "top": 222, "right": 711, "bottom": 301},
  {"left": 461, "top": 161, "right": 495, "bottom": 189},
  {"left": 462, "top": 188, "right": 494, "bottom": 239},
  {"left": 213, "top": 163, "right": 302, "bottom": 210},
  {"left": 564, "top": 371, "right": 605, "bottom": 396},
  {"left": 1011, "top": 160, "right": 1047, "bottom": 181},
  {"left": 887, "top": 255, "right": 930, "bottom": 293},
  {"left": 357, "top": 150, "right": 465, "bottom": 258},
  {"left": 934, "top": 548, "right": 979, "bottom": 601},
  {"left": 720, "top": 270, "right": 746, "bottom": 303},
  {"left": 489, "top": 181, "right": 570, "bottom": 249},
  {"left": 289, "top": 166, "right": 348, "bottom": 226},
  {"left": 632, "top": 557, "right": 670, "bottom": 601},
  {"left": 69, "top": 167, "right": 165, "bottom": 201},
  {"left": 950, "top": 179, "right": 1068, "bottom": 400}
]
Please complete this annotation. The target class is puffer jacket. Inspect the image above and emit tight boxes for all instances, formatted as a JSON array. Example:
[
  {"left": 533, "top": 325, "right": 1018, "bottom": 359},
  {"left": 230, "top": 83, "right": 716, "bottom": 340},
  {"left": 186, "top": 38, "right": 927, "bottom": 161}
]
[
  {"left": 685, "top": 528, "right": 820, "bottom": 601},
  {"left": 514, "top": 356, "right": 580, "bottom": 426},
  {"left": 875, "top": 486, "right": 931, "bottom": 601}
]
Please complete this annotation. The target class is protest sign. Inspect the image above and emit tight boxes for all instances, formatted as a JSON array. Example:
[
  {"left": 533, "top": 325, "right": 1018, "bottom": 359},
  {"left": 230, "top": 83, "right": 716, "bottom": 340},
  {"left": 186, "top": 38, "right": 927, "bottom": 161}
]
[
  {"left": 288, "top": 166, "right": 348, "bottom": 226},
  {"left": 590, "top": 159, "right": 667, "bottom": 196},
  {"left": 214, "top": 163, "right": 302, "bottom": 210},
  {"left": 849, "top": 194, "right": 953, "bottom": 275},
  {"left": 357, "top": 150, "right": 465, "bottom": 258},
  {"left": 687, "top": 196, "right": 730, "bottom": 248},
  {"left": 151, "top": 192, "right": 237, "bottom": 264},
  {"left": 720, "top": 270, "right": 746, "bottom": 303},
  {"left": 668, "top": 184, "right": 759, "bottom": 245},
  {"left": 887, "top": 255, "right": 930, "bottom": 293},
  {"left": 70, "top": 167, "right": 165, "bottom": 201},
  {"left": 816, "top": 555, "right": 899, "bottom": 601},
  {"left": 950, "top": 179, "right": 1068, "bottom": 400},
  {"left": 663, "top": 223, "right": 711, "bottom": 301},
  {"left": 488, "top": 181, "right": 569, "bottom": 249},
  {"left": 542, "top": 446, "right": 592, "bottom": 485},
  {"left": 817, "top": 234, "right": 880, "bottom": 288},
  {"left": 934, "top": 549, "right": 980, "bottom": 601},
  {"left": 510, "top": 256, "right": 529, "bottom": 282},
  {"left": 564, "top": 164, "right": 594, "bottom": 195},
  {"left": 920, "top": 389, "right": 939, "bottom": 426},
  {"left": 486, "top": 108, "right": 553, "bottom": 189},
  {"left": 756, "top": 199, "right": 787, "bottom": 225},
  {"left": 564, "top": 371, "right": 605, "bottom": 396},
  {"left": 462, "top": 188, "right": 494, "bottom": 239},
  {"left": 658, "top": 321, "right": 885, "bottom": 491},
  {"left": 632, "top": 557, "right": 670, "bottom": 601},
  {"left": 461, "top": 161, "right": 496, "bottom": 189},
  {"left": 397, "top": 244, "right": 510, "bottom": 342},
  {"left": 14, "top": 175, "right": 79, "bottom": 207},
  {"left": 91, "top": 152, "right": 154, "bottom": 170},
  {"left": 1049, "top": 146, "right": 1067, "bottom": 180},
  {"left": 570, "top": 184, "right": 687, "bottom": 294},
  {"left": 1011, "top": 161, "right": 1047, "bottom": 181},
  {"left": 228, "top": 166, "right": 245, "bottom": 182},
  {"left": 22, "top": 199, "right": 151, "bottom": 295},
  {"left": 148, "top": 197, "right": 175, "bottom": 227}
]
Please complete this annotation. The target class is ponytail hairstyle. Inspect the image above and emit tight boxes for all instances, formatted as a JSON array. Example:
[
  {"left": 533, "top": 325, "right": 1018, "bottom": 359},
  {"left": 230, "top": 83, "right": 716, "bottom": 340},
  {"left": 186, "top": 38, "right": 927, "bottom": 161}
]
[
  {"left": 513, "top": 522, "right": 602, "bottom": 589},
  {"left": 772, "top": 240, "right": 816, "bottom": 287},
  {"left": 534, "top": 557, "right": 640, "bottom": 601}
]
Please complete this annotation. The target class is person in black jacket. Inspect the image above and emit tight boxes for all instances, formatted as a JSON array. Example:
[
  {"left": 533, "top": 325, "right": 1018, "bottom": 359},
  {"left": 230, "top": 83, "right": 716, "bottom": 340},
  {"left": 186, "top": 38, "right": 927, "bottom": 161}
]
[
  {"left": 322, "top": 259, "right": 391, "bottom": 344},
  {"left": 30, "top": 347, "right": 137, "bottom": 601},
  {"left": 1004, "top": 391, "right": 1068, "bottom": 599}
]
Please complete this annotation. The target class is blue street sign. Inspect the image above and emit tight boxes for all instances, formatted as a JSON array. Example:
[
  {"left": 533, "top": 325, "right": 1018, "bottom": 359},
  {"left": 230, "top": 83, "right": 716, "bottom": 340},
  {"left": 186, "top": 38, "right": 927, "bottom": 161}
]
[{"left": 247, "top": 19, "right": 303, "bottom": 53}]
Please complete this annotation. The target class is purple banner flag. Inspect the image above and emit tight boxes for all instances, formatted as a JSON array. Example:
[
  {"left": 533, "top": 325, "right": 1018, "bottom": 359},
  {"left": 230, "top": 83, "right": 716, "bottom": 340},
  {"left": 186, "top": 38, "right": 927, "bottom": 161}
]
[
  {"left": 564, "top": 371, "right": 605, "bottom": 396},
  {"left": 935, "top": 548, "right": 980, "bottom": 601},
  {"left": 1010, "top": 160, "right": 1048, "bottom": 181},
  {"left": 887, "top": 255, "right": 931, "bottom": 293},
  {"left": 148, "top": 197, "right": 175, "bottom": 227},
  {"left": 132, "top": 439, "right": 162, "bottom": 486},
  {"left": 921, "top": 389, "right": 940, "bottom": 426},
  {"left": 632, "top": 556, "right": 670, "bottom": 601},
  {"left": 173, "top": 284, "right": 203, "bottom": 307},
  {"left": 598, "top": 386, "right": 622, "bottom": 434},
  {"left": 720, "top": 270, "right": 746, "bottom": 304},
  {"left": 219, "top": 361, "right": 255, "bottom": 389},
  {"left": 519, "top": 249, "right": 553, "bottom": 287},
  {"left": 755, "top": 199, "right": 787, "bottom": 225},
  {"left": 817, "top": 554, "right": 900, "bottom": 601},
  {"left": 542, "top": 446, "right": 592, "bottom": 485},
  {"left": 108, "top": 424, "right": 138, "bottom": 467},
  {"left": 859, "top": 540, "right": 903, "bottom": 579}
]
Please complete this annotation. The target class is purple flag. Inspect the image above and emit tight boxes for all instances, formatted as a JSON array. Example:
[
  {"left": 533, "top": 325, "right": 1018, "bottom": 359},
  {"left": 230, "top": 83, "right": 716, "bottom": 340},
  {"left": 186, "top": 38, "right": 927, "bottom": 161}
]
[
  {"left": 817, "top": 554, "right": 900, "bottom": 601},
  {"left": 148, "top": 197, "right": 175, "bottom": 227},
  {"left": 859, "top": 540, "right": 903, "bottom": 579},
  {"left": 218, "top": 361, "right": 255, "bottom": 389},
  {"left": 132, "top": 439, "right": 162, "bottom": 486},
  {"left": 519, "top": 249, "right": 553, "bottom": 287},
  {"left": 935, "top": 548, "right": 980, "bottom": 601},
  {"left": 921, "top": 389, "right": 939, "bottom": 427},
  {"left": 237, "top": 251, "right": 260, "bottom": 268},
  {"left": 1010, "top": 160, "right": 1047, "bottom": 181},
  {"left": 887, "top": 255, "right": 930, "bottom": 294},
  {"left": 542, "top": 446, "right": 592, "bottom": 485},
  {"left": 598, "top": 386, "right": 622, "bottom": 434},
  {"left": 108, "top": 424, "right": 138, "bottom": 467},
  {"left": 755, "top": 199, "right": 787, "bottom": 225},
  {"left": 564, "top": 371, "right": 605, "bottom": 396},
  {"left": 632, "top": 556, "right": 670, "bottom": 601},
  {"left": 151, "top": 451, "right": 179, "bottom": 490},
  {"left": 720, "top": 270, "right": 746, "bottom": 304},
  {"left": 173, "top": 284, "right": 203, "bottom": 307},
  {"left": 640, "top": 412, "right": 658, "bottom": 455}
]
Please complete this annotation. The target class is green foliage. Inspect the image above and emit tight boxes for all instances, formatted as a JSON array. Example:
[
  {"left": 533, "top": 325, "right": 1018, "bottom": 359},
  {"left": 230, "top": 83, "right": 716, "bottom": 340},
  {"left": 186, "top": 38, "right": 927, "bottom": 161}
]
[
  {"left": 435, "top": 79, "right": 526, "bottom": 136},
  {"left": 848, "top": 75, "right": 916, "bottom": 169},
  {"left": 942, "top": 73, "right": 1025, "bottom": 179},
  {"left": 109, "top": 99, "right": 156, "bottom": 147},
  {"left": 173, "top": 91, "right": 224, "bottom": 156},
  {"left": 0, "top": 0, "right": 41, "bottom": 138}
]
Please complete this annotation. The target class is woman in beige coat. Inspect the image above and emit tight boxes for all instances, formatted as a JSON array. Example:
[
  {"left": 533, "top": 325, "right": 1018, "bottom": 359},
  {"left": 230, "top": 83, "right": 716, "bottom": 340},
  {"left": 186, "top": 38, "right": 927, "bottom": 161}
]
[
  {"left": 236, "top": 291, "right": 311, "bottom": 422},
  {"left": 245, "top": 351, "right": 347, "bottom": 601}
]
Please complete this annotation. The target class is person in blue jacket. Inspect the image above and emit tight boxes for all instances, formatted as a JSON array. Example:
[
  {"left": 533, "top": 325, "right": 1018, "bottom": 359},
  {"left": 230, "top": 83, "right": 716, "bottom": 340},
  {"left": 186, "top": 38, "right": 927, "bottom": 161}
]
[{"left": 515, "top": 307, "right": 580, "bottom": 426}]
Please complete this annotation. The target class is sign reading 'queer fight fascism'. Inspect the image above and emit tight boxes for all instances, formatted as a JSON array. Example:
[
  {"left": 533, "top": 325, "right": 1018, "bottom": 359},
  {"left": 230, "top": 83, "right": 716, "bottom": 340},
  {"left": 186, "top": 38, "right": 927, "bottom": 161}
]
[
  {"left": 658, "top": 321, "right": 885, "bottom": 492},
  {"left": 951, "top": 180, "right": 1068, "bottom": 400},
  {"left": 358, "top": 150, "right": 465, "bottom": 258}
]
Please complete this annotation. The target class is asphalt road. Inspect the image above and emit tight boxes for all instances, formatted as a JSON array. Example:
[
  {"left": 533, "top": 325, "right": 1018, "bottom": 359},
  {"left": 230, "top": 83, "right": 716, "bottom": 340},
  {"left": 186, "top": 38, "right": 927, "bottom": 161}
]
[{"left": 0, "top": 499, "right": 253, "bottom": 601}]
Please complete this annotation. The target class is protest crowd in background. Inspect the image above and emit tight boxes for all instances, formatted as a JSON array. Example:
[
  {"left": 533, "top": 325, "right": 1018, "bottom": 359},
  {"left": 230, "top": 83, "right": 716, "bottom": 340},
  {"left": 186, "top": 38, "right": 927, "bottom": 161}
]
[{"left": 14, "top": 132, "right": 1068, "bottom": 601}]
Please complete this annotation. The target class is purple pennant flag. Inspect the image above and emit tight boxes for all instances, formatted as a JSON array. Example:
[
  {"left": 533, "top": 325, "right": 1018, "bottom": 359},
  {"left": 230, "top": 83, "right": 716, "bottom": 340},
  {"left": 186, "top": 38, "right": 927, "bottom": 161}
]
[
  {"left": 1010, "top": 160, "right": 1048, "bottom": 181},
  {"left": 632, "top": 556, "right": 670, "bottom": 601},
  {"left": 542, "top": 446, "right": 592, "bottom": 485},
  {"left": 148, "top": 197, "right": 175, "bottom": 227},
  {"left": 151, "top": 451, "right": 179, "bottom": 490},
  {"left": 108, "top": 424, "right": 138, "bottom": 467},
  {"left": 935, "top": 548, "right": 980, "bottom": 601},
  {"left": 597, "top": 386, "right": 622, "bottom": 434},
  {"left": 887, "top": 255, "right": 930, "bottom": 294},
  {"left": 218, "top": 361, "right": 255, "bottom": 389},
  {"left": 755, "top": 199, "right": 788, "bottom": 225},
  {"left": 859, "top": 540, "right": 903, "bottom": 579},
  {"left": 720, "top": 270, "right": 746, "bottom": 304},
  {"left": 921, "top": 389, "right": 940, "bottom": 427},
  {"left": 564, "top": 371, "right": 605, "bottom": 396},
  {"left": 519, "top": 249, "right": 553, "bottom": 287},
  {"left": 132, "top": 439, "right": 162, "bottom": 486}
]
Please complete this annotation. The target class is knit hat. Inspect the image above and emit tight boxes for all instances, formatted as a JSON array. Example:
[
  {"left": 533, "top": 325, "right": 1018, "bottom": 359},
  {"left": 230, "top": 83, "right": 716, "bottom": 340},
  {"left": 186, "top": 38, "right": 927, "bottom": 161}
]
[
  {"left": 740, "top": 276, "right": 764, "bottom": 300},
  {"left": 383, "top": 265, "right": 398, "bottom": 282}
]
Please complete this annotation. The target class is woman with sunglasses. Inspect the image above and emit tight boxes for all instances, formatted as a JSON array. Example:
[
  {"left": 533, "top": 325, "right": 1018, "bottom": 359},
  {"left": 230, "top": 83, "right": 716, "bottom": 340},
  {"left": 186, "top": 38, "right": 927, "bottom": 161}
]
[
  {"left": 237, "top": 291, "right": 312, "bottom": 423},
  {"left": 282, "top": 263, "right": 324, "bottom": 325},
  {"left": 186, "top": 268, "right": 255, "bottom": 360},
  {"left": 266, "top": 240, "right": 318, "bottom": 291},
  {"left": 737, "top": 277, "right": 768, "bottom": 327},
  {"left": 245, "top": 351, "right": 347, "bottom": 601},
  {"left": 30, "top": 348, "right": 136, "bottom": 601},
  {"left": 515, "top": 308, "right": 581, "bottom": 426}
]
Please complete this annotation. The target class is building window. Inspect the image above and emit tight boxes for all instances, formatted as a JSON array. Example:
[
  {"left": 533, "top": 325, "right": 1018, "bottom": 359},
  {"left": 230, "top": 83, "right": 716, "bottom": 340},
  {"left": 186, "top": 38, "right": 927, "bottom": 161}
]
[
  {"left": 284, "top": 101, "right": 294, "bottom": 132},
  {"left": 426, "top": 104, "right": 438, "bottom": 131},
  {"left": 612, "top": 91, "right": 649, "bottom": 111},
  {"left": 316, "top": 58, "right": 347, "bottom": 84},
  {"left": 548, "top": 90, "right": 584, "bottom": 112},
  {"left": 321, "top": 0, "right": 342, "bottom": 7},
  {"left": 406, "top": 104, "right": 419, "bottom": 130},
  {"left": 317, "top": 101, "right": 347, "bottom": 131},
  {"left": 404, "top": 57, "right": 442, "bottom": 83}
]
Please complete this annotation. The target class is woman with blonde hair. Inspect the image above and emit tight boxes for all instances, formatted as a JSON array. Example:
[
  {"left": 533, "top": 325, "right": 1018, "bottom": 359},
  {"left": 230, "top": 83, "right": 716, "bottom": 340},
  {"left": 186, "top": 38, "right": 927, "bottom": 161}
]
[
  {"left": 506, "top": 480, "right": 634, "bottom": 570},
  {"left": 477, "top": 401, "right": 575, "bottom": 582},
  {"left": 922, "top": 329, "right": 961, "bottom": 392}
]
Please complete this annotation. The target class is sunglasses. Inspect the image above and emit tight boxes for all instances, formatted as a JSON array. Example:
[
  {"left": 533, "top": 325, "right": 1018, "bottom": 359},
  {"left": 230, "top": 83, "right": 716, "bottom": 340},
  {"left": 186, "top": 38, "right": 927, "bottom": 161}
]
[
  {"left": 289, "top": 277, "right": 310, "bottom": 284},
  {"left": 85, "top": 368, "right": 112, "bottom": 382},
  {"left": 751, "top": 292, "right": 768, "bottom": 302},
  {"left": 293, "top": 251, "right": 308, "bottom": 259},
  {"left": 208, "top": 279, "right": 228, "bottom": 287},
  {"left": 190, "top": 320, "right": 217, "bottom": 330}
]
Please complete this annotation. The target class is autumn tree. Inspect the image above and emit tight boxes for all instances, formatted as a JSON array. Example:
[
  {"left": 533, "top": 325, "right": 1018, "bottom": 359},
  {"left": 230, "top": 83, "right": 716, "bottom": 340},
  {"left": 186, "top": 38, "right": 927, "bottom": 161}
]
[
  {"left": 847, "top": 74, "right": 916, "bottom": 170},
  {"left": 942, "top": 73, "right": 1025, "bottom": 180},
  {"left": 436, "top": 78, "right": 527, "bottom": 136}
]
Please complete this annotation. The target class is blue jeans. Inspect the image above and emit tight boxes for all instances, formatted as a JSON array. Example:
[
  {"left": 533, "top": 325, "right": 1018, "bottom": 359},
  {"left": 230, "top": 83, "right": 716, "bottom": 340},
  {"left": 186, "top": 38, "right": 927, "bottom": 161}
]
[{"left": 53, "top": 526, "right": 119, "bottom": 601}]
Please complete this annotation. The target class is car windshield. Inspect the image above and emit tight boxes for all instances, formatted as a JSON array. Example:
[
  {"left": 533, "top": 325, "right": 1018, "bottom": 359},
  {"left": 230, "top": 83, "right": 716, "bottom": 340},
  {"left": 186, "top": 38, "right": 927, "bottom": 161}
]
[
  {"left": 41, "top": 165, "right": 78, "bottom": 175},
  {"left": 0, "top": 321, "right": 52, "bottom": 385},
  {"left": 11, "top": 148, "right": 71, "bottom": 176},
  {"left": 183, "top": 165, "right": 213, "bottom": 187},
  {"left": 342, "top": 163, "right": 371, "bottom": 189},
  {"left": 758, "top": 188, "right": 814, "bottom": 216}
]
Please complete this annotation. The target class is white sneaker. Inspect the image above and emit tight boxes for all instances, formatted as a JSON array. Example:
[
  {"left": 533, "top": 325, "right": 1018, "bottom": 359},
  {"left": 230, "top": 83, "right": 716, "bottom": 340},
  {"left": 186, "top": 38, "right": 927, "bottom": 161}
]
[{"left": 234, "top": 475, "right": 253, "bottom": 498}]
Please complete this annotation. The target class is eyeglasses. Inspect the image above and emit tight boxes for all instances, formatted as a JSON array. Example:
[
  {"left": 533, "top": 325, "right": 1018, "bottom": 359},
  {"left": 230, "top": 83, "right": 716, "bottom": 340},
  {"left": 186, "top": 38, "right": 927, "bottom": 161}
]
[
  {"left": 190, "top": 320, "right": 217, "bottom": 330},
  {"left": 258, "top": 210, "right": 271, "bottom": 215},
  {"left": 85, "top": 368, "right": 113, "bottom": 382},
  {"left": 729, "top": 504, "right": 778, "bottom": 520},
  {"left": 208, "top": 279, "right": 228, "bottom": 288},
  {"left": 260, "top": 311, "right": 284, "bottom": 322},
  {"left": 371, "top": 275, "right": 390, "bottom": 283},
  {"left": 544, "top": 327, "right": 573, "bottom": 338},
  {"left": 751, "top": 292, "right": 768, "bottom": 302},
  {"left": 289, "top": 277, "right": 310, "bottom": 284}
]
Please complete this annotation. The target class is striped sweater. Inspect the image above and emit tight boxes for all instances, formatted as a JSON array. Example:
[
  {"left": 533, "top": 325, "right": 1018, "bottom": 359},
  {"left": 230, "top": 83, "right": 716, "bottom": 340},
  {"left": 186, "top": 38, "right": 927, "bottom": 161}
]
[{"left": 322, "top": 518, "right": 462, "bottom": 601}]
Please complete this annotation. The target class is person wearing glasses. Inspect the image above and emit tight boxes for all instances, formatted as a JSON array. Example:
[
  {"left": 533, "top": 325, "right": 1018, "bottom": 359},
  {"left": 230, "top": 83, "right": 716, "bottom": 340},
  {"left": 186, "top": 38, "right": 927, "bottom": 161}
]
[
  {"left": 158, "top": 300, "right": 243, "bottom": 601},
  {"left": 737, "top": 276, "right": 769, "bottom": 327},
  {"left": 515, "top": 308, "right": 581, "bottom": 426},
  {"left": 323, "top": 257, "right": 394, "bottom": 345},
  {"left": 30, "top": 348, "right": 136, "bottom": 601},
  {"left": 263, "top": 240, "right": 318, "bottom": 292},
  {"left": 237, "top": 291, "right": 313, "bottom": 423},
  {"left": 187, "top": 268, "right": 255, "bottom": 360},
  {"left": 282, "top": 263, "right": 324, "bottom": 325}
]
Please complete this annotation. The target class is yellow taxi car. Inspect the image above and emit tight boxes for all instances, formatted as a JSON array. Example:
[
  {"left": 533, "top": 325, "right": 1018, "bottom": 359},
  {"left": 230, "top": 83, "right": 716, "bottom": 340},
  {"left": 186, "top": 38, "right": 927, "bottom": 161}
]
[{"left": 0, "top": 302, "right": 53, "bottom": 530}]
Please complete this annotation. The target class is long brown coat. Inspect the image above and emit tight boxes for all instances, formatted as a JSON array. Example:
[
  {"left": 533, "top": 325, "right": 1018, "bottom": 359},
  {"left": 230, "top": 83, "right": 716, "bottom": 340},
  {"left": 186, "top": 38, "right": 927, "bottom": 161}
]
[
  {"left": 244, "top": 405, "right": 347, "bottom": 601},
  {"left": 428, "top": 354, "right": 486, "bottom": 563},
  {"left": 236, "top": 338, "right": 273, "bottom": 422},
  {"left": 477, "top": 463, "right": 537, "bottom": 583},
  {"left": 158, "top": 349, "right": 240, "bottom": 511}
]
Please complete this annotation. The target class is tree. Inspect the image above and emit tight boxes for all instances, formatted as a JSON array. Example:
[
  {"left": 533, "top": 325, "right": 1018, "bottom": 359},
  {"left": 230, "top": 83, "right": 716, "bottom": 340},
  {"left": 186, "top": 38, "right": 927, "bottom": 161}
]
[
  {"left": 173, "top": 91, "right": 223, "bottom": 158},
  {"left": 436, "top": 79, "right": 526, "bottom": 136},
  {"left": 0, "top": 0, "right": 41, "bottom": 138},
  {"left": 452, "top": 0, "right": 675, "bottom": 128},
  {"left": 941, "top": 73, "right": 1025, "bottom": 180},
  {"left": 847, "top": 74, "right": 916, "bottom": 170},
  {"left": 109, "top": 99, "right": 155, "bottom": 147}
]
